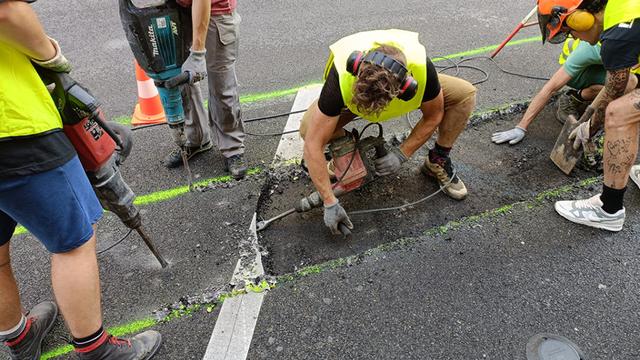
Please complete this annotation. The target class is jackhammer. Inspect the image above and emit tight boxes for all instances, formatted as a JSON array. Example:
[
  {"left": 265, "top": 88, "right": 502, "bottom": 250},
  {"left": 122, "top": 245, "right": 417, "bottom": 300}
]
[
  {"left": 256, "top": 124, "right": 389, "bottom": 236},
  {"left": 118, "top": 0, "right": 196, "bottom": 187},
  {"left": 36, "top": 66, "right": 169, "bottom": 268}
]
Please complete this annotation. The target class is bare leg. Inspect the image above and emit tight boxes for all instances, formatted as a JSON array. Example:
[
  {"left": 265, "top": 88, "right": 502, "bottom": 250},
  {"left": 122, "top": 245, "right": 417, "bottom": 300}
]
[
  {"left": 0, "top": 242, "right": 21, "bottom": 331},
  {"left": 581, "top": 84, "right": 603, "bottom": 101},
  {"left": 51, "top": 228, "right": 102, "bottom": 338},
  {"left": 603, "top": 89, "right": 640, "bottom": 189}
]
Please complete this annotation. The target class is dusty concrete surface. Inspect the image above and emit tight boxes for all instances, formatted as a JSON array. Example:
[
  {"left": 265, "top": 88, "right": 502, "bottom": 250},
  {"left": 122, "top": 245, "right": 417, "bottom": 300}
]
[{"left": 257, "top": 105, "right": 598, "bottom": 275}]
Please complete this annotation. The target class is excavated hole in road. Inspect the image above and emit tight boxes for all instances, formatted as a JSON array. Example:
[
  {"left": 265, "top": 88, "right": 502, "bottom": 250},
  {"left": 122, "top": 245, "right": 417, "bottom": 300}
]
[{"left": 257, "top": 103, "right": 599, "bottom": 275}]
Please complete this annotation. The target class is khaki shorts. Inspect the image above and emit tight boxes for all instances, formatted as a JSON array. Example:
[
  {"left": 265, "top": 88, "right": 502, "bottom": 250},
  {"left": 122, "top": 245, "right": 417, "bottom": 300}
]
[{"left": 299, "top": 73, "right": 476, "bottom": 139}]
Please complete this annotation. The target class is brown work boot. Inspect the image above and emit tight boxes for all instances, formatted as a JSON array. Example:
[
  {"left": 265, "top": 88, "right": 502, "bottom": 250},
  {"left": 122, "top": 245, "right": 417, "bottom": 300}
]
[
  {"left": 556, "top": 90, "right": 589, "bottom": 124},
  {"left": 75, "top": 331, "right": 162, "bottom": 360},
  {"left": 4, "top": 301, "right": 58, "bottom": 360},
  {"left": 421, "top": 157, "right": 467, "bottom": 200}
]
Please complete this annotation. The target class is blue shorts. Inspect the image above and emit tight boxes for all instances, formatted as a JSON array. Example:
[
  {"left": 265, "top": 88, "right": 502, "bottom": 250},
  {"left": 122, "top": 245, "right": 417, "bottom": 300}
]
[{"left": 0, "top": 156, "right": 103, "bottom": 253}]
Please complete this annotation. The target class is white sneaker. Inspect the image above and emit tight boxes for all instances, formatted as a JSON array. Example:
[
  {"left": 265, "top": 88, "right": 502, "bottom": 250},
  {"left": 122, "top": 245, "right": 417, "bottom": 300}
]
[
  {"left": 630, "top": 165, "right": 640, "bottom": 189},
  {"left": 554, "top": 194, "right": 625, "bottom": 232}
]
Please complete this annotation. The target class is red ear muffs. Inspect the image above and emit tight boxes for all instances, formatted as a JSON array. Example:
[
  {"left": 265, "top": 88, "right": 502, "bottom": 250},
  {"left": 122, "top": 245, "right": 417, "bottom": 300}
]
[
  {"left": 346, "top": 51, "right": 365, "bottom": 75},
  {"left": 346, "top": 50, "right": 418, "bottom": 101}
]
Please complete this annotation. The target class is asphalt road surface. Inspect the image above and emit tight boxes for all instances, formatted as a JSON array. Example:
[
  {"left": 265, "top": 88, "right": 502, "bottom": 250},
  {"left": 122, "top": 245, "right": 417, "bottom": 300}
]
[{"left": 4, "top": 1, "right": 639, "bottom": 359}]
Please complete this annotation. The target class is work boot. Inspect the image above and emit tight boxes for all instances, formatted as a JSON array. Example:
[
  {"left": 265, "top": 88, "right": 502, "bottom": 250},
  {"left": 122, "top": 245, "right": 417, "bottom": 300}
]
[
  {"left": 421, "top": 157, "right": 467, "bottom": 200},
  {"left": 163, "top": 142, "right": 213, "bottom": 168},
  {"left": 556, "top": 90, "right": 589, "bottom": 124},
  {"left": 5, "top": 301, "right": 58, "bottom": 360},
  {"left": 75, "top": 331, "right": 162, "bottom": 360},
  {"left": 224, "top": 154, "right": 248, "bottom": 180}
]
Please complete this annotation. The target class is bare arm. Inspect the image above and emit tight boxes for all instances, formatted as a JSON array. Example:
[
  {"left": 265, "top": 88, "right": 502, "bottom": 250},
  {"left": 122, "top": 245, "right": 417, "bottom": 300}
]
[
  {"left": 0, "top": 0, "right": 55, "bottom": 60},
  {"left": 517, "top": 66, "right": 572, "bottom": 129},
  {"left": 589, "top": 68, "right": 631, "bottom": 136},
  {"left": 190, "top": 0, "right": 211, "bottom": 51},
  {"left": 303, "top": 103, "right": 340, "bottom": 206},
  {"left": 400, "top": 89, "right": 445, "bottom": 157}
]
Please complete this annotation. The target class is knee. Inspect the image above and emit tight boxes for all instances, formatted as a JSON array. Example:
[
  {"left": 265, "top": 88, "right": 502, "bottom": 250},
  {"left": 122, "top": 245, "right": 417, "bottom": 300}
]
[{"left": 605, "top": 99, "right": 627, "bottom": 129}]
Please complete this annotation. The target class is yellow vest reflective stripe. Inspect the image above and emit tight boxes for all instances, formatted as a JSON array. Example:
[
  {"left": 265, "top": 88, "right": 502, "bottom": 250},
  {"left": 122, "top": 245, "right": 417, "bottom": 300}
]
[
  {"left": 0, "top": 42, "right": 62, "bottom": 140},
  {"left": 326, "top": 29, "right": 427, "bottom": 123},
  {"left": 558, "top": 38, "right": 581, "bottom": 65},
  {"left": 604, "top": 0, "right": 640, "bottom": 30}
]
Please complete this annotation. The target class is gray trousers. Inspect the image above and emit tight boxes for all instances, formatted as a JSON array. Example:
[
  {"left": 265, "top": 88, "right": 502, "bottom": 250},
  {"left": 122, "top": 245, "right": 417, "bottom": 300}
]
[{"left": 176, "top": 11, "right": 245, "bottom": 158}]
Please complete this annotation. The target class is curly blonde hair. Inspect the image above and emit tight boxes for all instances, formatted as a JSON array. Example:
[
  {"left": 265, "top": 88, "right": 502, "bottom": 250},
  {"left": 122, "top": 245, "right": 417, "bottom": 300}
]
[{"left": 351, "top": 44, "right": 407, "bottom": 117}]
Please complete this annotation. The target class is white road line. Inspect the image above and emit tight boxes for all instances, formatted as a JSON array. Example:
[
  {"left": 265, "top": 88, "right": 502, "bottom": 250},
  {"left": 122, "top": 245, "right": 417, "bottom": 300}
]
[
  {"left": 203, "top": 87, "right": 319, "bottom": 359},
  {"left": 273, "top": 85, "right": 322, "bottom": 163}
]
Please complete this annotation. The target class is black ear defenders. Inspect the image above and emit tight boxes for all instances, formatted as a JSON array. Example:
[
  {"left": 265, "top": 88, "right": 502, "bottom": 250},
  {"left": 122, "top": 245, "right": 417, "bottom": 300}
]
[{"left": 346, "top": 50, "right": 418, "bottom": 101}]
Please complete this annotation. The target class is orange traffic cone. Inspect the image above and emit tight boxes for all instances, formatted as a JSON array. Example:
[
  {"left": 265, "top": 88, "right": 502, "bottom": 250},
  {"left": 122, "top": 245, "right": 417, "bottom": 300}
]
[{"left": 131, "top": 61, "right": 166, "bottom": 126}]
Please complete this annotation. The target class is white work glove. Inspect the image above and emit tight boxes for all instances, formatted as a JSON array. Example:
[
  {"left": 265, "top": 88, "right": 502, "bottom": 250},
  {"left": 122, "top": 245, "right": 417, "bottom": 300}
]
[
  {"left": 491, "top": 126, "right": 526, "bottom": 145},
  {"left": 374, "top": 146, "right": 407, "bottom": 176},
  {"left": 569, "top": 120, "right": 592, "bottom": 151},
  {"left": 323, "top": 200, "right": 353, "bottom": 235},
  {"left": 181, "top": 49, "right": 207, "bottom": 83},
  {"left": 32, "top": 37, "right": 71, "bottom": 73}
]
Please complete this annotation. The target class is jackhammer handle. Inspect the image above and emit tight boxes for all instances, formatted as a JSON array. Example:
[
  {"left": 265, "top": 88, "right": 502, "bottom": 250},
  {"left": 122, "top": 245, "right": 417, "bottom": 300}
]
[
  {"left": 338, "top": 223, "right": 351, "bottom": 237},
  {"left": 164, "top": 72, "right": 191, "bottom": 89},
  {"left": 375, "top": 143, "right": 388, "bottom": 158}
]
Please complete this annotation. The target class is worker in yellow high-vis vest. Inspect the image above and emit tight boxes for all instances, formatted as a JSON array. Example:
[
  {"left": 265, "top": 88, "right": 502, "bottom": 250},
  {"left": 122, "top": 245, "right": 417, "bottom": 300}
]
[
  {"left": 0, "top": 0, "right": 161, "bottom": 358},
  {"left": 537, "top": 0, "right": 640, "bottom": 232},
  {"left": 299, "top": 29, "right": 476, "bottom": 234},
  {"left": 492, "top": 37, "right": 637, "bottom": 146}
]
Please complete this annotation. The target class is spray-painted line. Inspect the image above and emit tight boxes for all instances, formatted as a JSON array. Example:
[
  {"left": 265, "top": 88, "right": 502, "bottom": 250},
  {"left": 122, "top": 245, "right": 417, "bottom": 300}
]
[
  {"left": 37, "top": 174, "right": 597, "bottom": 360},
  {"left": 111, "top": 36, "right": 541, "bottom": 126},
  {"left": 11, "top": 168, "right": 263, "bottom": 237}
]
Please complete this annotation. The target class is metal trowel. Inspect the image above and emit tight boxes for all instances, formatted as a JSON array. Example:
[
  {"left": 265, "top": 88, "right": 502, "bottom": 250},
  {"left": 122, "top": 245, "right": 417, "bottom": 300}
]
[{"left": 550, "top": 88, "right": 606, "bottom": 175}]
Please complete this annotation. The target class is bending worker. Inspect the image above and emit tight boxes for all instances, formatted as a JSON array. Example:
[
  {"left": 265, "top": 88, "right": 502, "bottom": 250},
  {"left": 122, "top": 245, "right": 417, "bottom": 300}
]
[
  {"left": 535, "top": 0, "right": 640, "bottom": 231},
  {"left": 492, "top": 37, "right": 637, "bottom": 146},
  {"left": 0, "top": 1, "right": 161, "bottom": 358},
  {"left": 300, "top": 29, "right": 477, "bottom": 234}
]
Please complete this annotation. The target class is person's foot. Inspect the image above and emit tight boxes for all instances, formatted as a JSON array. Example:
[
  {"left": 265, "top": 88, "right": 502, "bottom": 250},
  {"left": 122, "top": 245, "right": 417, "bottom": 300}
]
[
  {"left": 556, "top": 90, "right": 589, "bottom": 124},
  {"left": 629, "top": 165, "right": 640, "bottom": 189},
  {"left": 554, "top": 194, "right": 625, "bottom": 232},
  {"left": 421, "top": 157, "right": 467, "bottom": 200},
  {"left": 5, "top": 301, "right": 58, "bottom": 360},
  {"left": 224, "top": 154, "right": 248, "bottom": 180},
  {"left": 163, "top": 142, "right": 213, "bottom": 169},
  {"left": 75, "top": 331, "right": 162, "bottom": 360}
]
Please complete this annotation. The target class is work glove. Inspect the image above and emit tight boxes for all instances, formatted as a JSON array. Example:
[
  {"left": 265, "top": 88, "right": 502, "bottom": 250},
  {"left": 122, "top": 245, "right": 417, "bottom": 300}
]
[
  {"left": 323, "top": 200, "right": 354, "bottom": 235},
  {"left": 181, "top": 49, "right": 207, "bottom": 83},
  {"left": 374, "top": 146, "right": 407, "bottom": 176},
  {"left": 32, "top": 37, "right": 71, "bottom": 73},
  {"left": 569, "top": 120, "right": 592, "bottom": 151},
  {"left": 491, "top": 126, "right": 526, "bottom": 145}
]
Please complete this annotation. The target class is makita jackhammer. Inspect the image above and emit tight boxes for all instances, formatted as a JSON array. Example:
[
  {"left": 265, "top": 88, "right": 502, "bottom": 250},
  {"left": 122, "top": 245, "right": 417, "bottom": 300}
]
[
  {"left": 118, "top": 0, "right": 195, "bottom": 179},
  {"left": 36, "top": 66, "right": 168, "bottom": 268}
]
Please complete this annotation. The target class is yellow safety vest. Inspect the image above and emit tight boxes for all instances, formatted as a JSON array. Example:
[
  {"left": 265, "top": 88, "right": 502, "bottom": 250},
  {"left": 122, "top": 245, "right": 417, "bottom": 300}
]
[
  {"left": 558, "top": 38, "right": 581, "bottom": 65},
  {"left": 325, "top": 29, "right": 427, "bottom": 123},
  {"left": 603, "top": 0, "right": 640, "bottom": 73},
  {"left": 604, "top": 0, "right": 640, "bottom": 30},
  {"left": 0, "top": 42, "right": 62, "bottom": 140}
]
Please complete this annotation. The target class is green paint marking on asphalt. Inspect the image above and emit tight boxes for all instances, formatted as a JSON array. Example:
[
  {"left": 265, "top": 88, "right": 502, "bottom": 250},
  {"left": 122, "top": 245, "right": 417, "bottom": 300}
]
[
  {"left": 40, "top": 318, "right": 157, "bottom": 360},
  {"left": 133, "top": 167, "right": 261, "bottom": 206},
  {"left": 239, "top": 81, "right": 322, "bottom": 104},
  {"left": 432, "top": 36, "right": 541, "bottom": 61},
  {"left": 13, "top": 226, "right": 26, "bottom": 236}
]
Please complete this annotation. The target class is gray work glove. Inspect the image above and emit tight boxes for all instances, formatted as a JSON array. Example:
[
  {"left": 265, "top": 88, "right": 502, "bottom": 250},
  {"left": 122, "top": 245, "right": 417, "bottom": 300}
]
[
  {"left": 181, "top": 49, "right": 207, "bottom": 83},
  {"left": 491, "top": 126, "right": 526, "bottom": 145},
  {"left": 374, "top": 146, "right": 407, "bottom": 176},
  {"left": 32, "top": 37, "right": 71, "bottom": 73},
  {"left": 323, "top": 200, "right": 354, "bottom": 235}
]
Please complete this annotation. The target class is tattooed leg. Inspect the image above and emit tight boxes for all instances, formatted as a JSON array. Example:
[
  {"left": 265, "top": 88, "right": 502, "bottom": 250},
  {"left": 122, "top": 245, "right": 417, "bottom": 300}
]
[{"left": 604, "top": 89, "right": 640, "bottom": 189}]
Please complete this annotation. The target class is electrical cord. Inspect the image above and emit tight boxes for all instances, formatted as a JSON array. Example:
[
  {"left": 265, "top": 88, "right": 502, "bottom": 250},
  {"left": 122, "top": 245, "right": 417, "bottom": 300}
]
[{"left": 97, "top": 228, "right": 134, "bottom": 255}]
